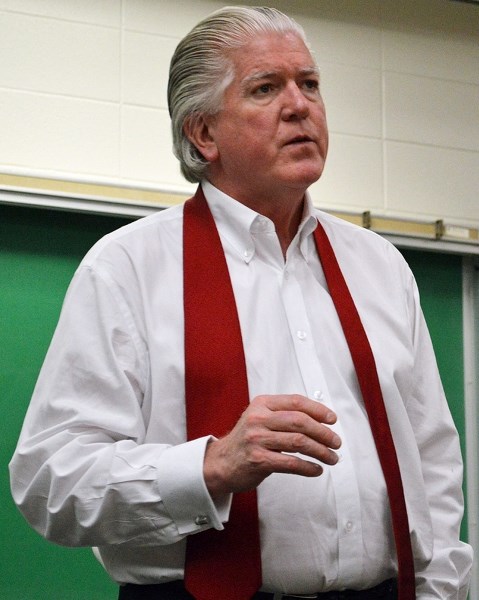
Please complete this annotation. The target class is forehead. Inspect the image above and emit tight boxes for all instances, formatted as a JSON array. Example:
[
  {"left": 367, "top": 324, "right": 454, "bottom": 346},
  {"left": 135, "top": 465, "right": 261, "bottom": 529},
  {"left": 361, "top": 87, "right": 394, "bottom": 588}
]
[{"left": 228, "top": 32, "right": 316, "bottom": 82}]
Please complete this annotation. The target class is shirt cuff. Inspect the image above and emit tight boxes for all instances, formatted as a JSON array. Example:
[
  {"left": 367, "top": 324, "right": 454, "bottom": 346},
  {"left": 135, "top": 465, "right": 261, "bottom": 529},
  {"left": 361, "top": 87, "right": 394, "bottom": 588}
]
[{"left": 156, "top": 435, "right": 232, "bottom": 535}]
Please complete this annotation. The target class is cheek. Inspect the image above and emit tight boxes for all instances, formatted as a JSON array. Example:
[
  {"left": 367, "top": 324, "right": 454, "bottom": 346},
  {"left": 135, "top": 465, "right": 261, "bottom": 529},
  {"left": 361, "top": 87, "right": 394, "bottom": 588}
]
[
  {"left": 246, "top": 119, "right": 278, "bottom": 156},
  {"left": 321, "top": 128, "right": 329, "bottom": 155},
  {"left": 317, "top": 108, "right": 329, "bottom": 135},
  {"left": 215, "top": 111, "right": 279, "bottom": 165},
  {"left": 242, "top": 108, "right": 277, "bottom": 134},
  {"left": 233, "top": 123, "right": 275, "bottom": 159},
  {"left": 314, "top": 112, "right": 329, "bottom": 153}
]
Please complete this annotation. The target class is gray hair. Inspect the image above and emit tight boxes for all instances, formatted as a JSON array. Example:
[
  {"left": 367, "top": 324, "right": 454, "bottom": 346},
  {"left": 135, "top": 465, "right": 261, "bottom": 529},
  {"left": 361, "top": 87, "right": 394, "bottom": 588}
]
[{"left": 167, "top": 6, "right": 309, "bottom": 183}]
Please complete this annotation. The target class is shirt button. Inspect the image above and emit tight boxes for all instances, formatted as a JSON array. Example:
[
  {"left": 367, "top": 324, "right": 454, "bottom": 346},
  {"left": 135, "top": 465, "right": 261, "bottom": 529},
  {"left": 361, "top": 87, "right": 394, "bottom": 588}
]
[
  {"left": 313, "top": 390, "right": 324, "bottom": 401},
  {"left": 345, "top": 521, "right": 354, "bottom": 533},
  {"left": 296, "top": 330, "right": 307, "bottom": 340},
  {"left": 195, "top": 515, "right": 209, "bottom": 526},
  {"left": 243, "top": 249, "right": 253, "bottom": 260}
]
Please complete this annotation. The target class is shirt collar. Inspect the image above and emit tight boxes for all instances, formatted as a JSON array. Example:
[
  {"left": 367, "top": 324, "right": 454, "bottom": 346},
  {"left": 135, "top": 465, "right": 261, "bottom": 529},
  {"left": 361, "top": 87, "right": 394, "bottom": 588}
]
[{"left": 201, "top": 180, "right": 318, "bottom": 264}]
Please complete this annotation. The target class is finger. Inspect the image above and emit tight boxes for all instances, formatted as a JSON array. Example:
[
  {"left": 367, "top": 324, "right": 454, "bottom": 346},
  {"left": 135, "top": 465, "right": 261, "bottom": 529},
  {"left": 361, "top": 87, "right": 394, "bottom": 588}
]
[
  {"left": 264, "top": 411, "right": 341, "bottom": 450},
  {"left": 254, "top": 450, "right": 326, "bottom": 478},
  {"left": 245, "top": 400, "right": 341, "bottom": 449},
  {"left": 256, "top": 394, "right": 337, "bottom": 425},
  {"left": 259, "top": 430, "right": 340, "bottom": 465}
]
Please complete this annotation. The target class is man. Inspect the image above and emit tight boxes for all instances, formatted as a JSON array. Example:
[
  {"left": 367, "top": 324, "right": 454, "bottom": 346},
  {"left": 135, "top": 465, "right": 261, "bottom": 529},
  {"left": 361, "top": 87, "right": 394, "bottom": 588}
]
[{"left": 10, "top": 6, "right": 472, "bottom": 600}]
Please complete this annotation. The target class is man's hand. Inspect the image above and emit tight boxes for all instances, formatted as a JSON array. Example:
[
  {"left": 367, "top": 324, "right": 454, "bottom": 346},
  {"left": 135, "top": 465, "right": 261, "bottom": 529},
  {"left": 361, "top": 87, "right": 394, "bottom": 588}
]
[{"left": 203, "top": 394, "right": 341, "bottom": 497}]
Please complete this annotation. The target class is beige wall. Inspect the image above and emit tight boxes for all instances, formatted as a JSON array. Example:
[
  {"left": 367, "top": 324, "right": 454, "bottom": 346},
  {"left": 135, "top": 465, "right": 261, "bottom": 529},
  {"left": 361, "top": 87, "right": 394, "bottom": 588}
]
[{"left": 0, "top": 0, "right": 478, "bottom": 226}]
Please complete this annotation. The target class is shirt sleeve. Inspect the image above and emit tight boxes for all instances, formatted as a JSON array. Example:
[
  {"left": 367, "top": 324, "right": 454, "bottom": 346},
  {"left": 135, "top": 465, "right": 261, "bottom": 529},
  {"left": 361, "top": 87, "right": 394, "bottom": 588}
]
[
  {"left": 403, "top": 267, "right": 473, "bottom": 598},
  {"left": 9, "top": 262, "right": 231, "bottom": 548}
]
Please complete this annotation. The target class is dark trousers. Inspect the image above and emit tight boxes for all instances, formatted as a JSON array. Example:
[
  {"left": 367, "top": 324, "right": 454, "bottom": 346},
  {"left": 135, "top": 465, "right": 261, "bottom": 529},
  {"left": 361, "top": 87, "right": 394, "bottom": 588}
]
[
  {"left": 119, "top": 581, "right": 193, "bottom": 600},
  {"left": 118, "top": 578, "right": 398, "bottom": 600}
]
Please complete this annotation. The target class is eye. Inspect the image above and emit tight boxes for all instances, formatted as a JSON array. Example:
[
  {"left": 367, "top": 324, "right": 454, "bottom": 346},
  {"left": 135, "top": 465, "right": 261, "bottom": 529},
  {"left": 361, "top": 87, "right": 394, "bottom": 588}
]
[
  {"left": 303, "top": 79, "right": 319, "bottom": 93},
  {"left": 254, "top": 83, "right": 274, "bottom": 95}
]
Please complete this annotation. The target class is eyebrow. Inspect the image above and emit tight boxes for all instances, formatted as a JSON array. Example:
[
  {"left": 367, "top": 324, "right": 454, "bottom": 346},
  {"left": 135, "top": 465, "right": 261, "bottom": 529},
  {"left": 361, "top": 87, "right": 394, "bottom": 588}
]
[{"left": 241, "top": 66, "right": 320, "bottom": 92}]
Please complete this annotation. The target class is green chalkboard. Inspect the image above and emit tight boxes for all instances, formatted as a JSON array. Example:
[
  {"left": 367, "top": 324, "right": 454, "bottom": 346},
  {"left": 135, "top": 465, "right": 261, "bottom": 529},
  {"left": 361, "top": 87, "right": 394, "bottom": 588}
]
[
  {"left": 399, "top": 249, "right": 467, "bottom": 543},
  {"left": 0, "top": 205, "right": 128, "bottom": 600},
  {"left": 0, "top": 205, "right": 467, "bottom": 599},
  {"left": 400, "top": 249, "right": 465, "bottom": 445}
]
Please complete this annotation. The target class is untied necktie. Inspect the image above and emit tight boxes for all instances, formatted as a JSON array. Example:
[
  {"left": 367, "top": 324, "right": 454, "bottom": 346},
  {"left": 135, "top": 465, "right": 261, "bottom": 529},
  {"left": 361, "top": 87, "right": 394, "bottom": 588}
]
[
  {"left": 183, "top": 187, "right": 262, "bottom": 600},
  {"left": 182, "top": 187, "right": 416, "bottom": 600},
  {"left": 313, "top": 221, "right": 416, "bottom": 600}
]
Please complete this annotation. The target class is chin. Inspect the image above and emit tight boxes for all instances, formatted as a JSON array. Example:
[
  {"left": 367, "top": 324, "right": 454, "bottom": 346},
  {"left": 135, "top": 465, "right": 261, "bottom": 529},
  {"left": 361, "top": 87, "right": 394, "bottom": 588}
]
[{"left": 285, "top": 166, "right": 324, "bottom": 189}]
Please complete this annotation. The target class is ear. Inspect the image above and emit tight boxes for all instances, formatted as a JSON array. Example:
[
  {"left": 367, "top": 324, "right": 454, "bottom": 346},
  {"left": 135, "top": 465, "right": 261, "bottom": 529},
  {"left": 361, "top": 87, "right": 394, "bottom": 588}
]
[{"left": 183, "top": 114, "right": 219, "bottom": 163}]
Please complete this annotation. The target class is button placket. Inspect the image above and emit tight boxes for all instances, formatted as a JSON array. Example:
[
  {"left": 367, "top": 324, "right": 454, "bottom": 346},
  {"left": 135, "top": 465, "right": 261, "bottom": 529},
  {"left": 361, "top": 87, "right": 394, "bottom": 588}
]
[{"left": 279, "top": 253, "right": 363, "bottom": 586}]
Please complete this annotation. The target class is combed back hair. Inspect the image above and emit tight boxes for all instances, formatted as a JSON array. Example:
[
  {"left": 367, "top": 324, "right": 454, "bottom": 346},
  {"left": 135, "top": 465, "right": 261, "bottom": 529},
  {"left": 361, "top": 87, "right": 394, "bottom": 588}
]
[{"left": 167, "top": 6, "right": 309, "bottom": 183}]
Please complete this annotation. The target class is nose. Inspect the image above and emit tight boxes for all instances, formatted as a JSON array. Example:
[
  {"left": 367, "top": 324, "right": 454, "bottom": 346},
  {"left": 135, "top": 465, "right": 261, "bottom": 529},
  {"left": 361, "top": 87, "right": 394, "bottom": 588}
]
[{"left": 281, "top": 82, "right": 310, "bottom": 120}]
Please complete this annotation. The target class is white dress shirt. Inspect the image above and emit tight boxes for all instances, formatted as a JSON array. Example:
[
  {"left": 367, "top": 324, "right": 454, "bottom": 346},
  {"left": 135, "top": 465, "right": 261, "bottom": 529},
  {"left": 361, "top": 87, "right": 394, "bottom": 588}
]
[{"left": 10, "top": 181, "right": 472, "bottom": 597}]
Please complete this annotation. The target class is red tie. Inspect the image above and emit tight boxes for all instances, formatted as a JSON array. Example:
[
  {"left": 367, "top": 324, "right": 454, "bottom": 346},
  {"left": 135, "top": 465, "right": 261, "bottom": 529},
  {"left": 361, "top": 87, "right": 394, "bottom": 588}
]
[
  {"left": 313, "top": 221, "right": 416, "bottom": 600},
  {"left": 183, "top": 187, "right": 262, "bottom": 600},
  {"left": 183, "top": 187, "right": 415, "bottom": 600}
]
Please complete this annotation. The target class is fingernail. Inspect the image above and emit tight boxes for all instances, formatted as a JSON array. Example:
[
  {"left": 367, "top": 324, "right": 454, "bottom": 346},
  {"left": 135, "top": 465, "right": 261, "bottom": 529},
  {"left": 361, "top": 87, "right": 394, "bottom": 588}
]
[{"left": 326, "top": 411, "right": 336, "bottom": 423}]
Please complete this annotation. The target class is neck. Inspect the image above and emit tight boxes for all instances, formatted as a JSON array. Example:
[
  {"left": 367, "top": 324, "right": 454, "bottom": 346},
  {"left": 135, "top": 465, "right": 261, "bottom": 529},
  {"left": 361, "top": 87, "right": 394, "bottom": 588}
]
[
  {"left": 237, "top": 194, "right": 304, "bottom": 259},
  {"left": 264, "top": 198, "right": 304, "bottom": 258},
  {"left": 205, "top": 179, "right": 306, "bottom": 259}
]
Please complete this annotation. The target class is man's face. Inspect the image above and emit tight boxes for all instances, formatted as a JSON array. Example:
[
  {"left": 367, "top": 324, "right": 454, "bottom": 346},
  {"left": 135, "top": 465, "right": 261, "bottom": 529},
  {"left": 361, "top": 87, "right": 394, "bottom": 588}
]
[{"left": 193, "top": 32, "right": 329, "bottom": 204}]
